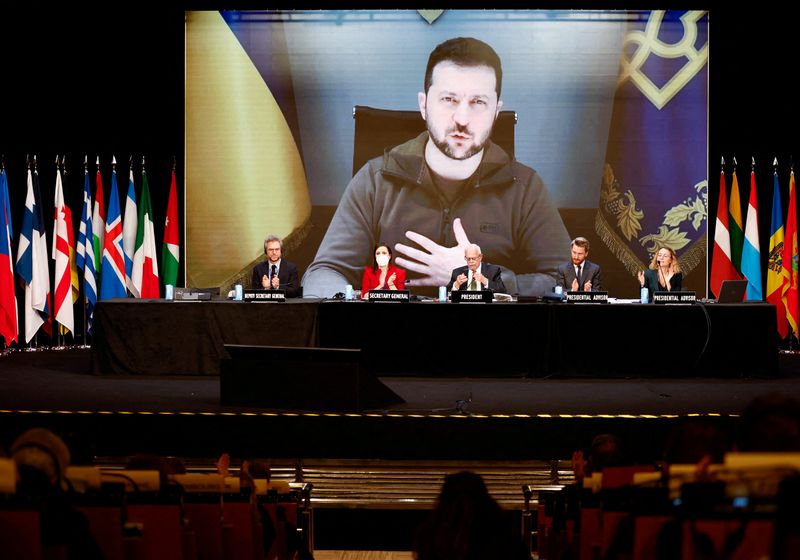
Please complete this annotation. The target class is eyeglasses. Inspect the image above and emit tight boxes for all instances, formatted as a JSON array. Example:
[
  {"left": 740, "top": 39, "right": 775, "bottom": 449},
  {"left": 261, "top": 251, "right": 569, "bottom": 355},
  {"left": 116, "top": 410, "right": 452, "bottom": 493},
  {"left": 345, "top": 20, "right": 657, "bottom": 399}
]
[{"left": 465, "top": 256, "right": 481, "bottom": 262}]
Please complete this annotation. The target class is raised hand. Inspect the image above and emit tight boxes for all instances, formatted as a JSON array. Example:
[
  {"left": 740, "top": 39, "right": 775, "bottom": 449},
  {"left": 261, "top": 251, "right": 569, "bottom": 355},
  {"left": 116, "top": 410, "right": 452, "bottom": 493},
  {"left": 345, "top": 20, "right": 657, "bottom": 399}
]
[{"left": 395, "top": 218, "right": 471, "bottom": 287}]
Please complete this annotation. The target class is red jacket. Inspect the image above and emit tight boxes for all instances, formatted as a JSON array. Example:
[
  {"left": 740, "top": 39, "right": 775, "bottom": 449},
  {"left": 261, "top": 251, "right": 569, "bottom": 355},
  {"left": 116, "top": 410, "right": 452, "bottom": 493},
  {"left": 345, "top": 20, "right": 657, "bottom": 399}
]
[{"left": 361, "top": 264, "right": 406, "bottom": 297}]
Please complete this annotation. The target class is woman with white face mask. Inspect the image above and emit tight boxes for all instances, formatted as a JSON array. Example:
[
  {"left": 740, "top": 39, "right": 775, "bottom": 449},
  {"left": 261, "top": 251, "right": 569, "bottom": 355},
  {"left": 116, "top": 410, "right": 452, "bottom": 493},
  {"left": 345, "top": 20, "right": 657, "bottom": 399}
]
[{"left": 361, "top": 242, "right": 407, "bottom": 299}]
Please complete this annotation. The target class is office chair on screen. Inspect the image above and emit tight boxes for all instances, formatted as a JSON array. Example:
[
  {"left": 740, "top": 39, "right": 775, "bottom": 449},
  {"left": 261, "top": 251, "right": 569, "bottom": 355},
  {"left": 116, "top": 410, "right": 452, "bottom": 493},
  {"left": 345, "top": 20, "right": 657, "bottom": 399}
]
[
  {"left": 351, "top": 105, "right": 517, "bottom": 175},
  {"left": 351, "top": 105, "right": 519, "bottom": 294}
]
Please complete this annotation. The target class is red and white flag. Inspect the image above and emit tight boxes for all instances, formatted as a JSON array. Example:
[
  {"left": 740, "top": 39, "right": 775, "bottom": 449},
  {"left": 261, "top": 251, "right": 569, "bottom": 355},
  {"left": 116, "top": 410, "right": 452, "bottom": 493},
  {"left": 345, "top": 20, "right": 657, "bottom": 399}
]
[{"left": 710, "top": 167, "right": 740, "bottom": 298}]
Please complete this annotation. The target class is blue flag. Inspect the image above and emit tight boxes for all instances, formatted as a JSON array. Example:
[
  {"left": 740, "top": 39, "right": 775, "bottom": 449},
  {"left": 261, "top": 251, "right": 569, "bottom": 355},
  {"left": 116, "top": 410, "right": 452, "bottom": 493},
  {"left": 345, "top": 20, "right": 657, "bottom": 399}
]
[
  {"left": 84, "top": 206, "right": 97, "bottom": 334},
  {"left": 741, "top": 169, "right": 762, "bottom": 300},
  {"left": 77, "top": 169, "right": 98, "bottom": 333},
  {"left": 596, "top": 11, "right": 708, "bottom": 287},
  {"left": 99, "top": 168, "right": 127, "bottom": 300}
]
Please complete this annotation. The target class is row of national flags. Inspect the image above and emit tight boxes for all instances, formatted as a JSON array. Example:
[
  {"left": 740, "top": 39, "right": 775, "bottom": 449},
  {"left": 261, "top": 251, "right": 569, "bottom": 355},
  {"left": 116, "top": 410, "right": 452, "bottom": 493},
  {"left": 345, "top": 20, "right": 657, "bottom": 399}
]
[
  {"left": 711, "top": 157, "right": 798, "bottom": 340},
  {"left": 0, "top": 157, "right": 180, "bottom": 347}
]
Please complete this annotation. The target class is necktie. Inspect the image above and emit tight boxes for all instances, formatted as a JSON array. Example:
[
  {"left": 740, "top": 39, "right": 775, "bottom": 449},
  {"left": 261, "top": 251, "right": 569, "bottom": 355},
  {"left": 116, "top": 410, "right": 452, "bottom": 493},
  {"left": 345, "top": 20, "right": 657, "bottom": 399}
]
[
  {"left": 469, "top": 274, "right": 478, "bottom": 291},
  {"left": 271, "top": 264, "right": 277, "bottom": 288},
  {"left": 576, "top": 265, "right": 582, "bottom": 291}
]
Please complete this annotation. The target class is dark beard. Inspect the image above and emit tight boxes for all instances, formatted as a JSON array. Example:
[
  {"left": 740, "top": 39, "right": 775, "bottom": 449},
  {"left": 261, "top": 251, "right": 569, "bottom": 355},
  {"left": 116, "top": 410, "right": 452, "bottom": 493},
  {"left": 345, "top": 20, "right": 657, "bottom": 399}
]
[
  {"left": 429, "top": 123, "right": 492, "bottom": 161},
  {"left": 430, "top": 133, "right": 483, "bottom": 160}
]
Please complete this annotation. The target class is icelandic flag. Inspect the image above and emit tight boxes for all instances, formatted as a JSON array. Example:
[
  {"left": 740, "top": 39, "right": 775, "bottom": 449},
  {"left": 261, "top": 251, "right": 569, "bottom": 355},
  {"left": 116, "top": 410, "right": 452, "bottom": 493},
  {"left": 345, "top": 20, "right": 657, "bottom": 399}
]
[
  {"left": 0, "top": 168, "right": 18, "bottom": 345},
  {"left": 99, "top": 167, "right": 127, "bottom": 300},
  {"left": 122, "top": 167, "right": 138, "bottom": 293},
  {"left": 741, "top": 168, "right": 762, "bottom": 300}
]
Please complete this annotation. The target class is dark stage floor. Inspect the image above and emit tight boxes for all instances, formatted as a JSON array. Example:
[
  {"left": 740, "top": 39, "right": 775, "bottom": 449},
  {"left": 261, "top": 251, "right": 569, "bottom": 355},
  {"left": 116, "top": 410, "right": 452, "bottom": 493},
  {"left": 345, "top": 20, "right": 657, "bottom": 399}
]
[{"left": 2, "top": 348, "right": 799, "bottom": 462}]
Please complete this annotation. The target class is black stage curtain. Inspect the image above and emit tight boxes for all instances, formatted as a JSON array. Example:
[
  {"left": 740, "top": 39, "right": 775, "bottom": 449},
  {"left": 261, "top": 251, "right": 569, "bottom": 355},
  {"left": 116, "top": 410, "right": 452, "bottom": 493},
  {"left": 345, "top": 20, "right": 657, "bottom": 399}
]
[
  {"left": 92, "top": 300, "right": 777, "bottom": 378},
  {"left": 92, "top": 300, "right": 319, "bottom": 375}
]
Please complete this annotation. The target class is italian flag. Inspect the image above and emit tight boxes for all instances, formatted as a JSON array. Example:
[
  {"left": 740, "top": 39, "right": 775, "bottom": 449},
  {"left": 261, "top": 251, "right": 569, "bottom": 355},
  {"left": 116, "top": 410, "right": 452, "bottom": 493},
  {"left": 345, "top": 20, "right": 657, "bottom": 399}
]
[{"left": 131, "top": 169, "right": 160, "bottom": 298}]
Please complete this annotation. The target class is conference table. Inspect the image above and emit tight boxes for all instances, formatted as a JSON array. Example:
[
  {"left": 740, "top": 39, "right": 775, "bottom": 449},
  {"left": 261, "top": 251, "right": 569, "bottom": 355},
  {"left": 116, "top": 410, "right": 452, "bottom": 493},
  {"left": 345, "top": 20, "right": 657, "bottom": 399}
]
[{"left": 92, "top": 299, "right": 778, "bottom": 378}]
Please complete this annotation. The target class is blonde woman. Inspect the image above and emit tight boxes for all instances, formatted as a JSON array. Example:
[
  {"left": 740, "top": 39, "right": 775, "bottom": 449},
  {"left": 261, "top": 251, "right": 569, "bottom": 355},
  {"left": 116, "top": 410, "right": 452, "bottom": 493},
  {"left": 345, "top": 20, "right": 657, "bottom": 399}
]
[{"left": 638, "top": 247, "right": 682, "bottom": 301}]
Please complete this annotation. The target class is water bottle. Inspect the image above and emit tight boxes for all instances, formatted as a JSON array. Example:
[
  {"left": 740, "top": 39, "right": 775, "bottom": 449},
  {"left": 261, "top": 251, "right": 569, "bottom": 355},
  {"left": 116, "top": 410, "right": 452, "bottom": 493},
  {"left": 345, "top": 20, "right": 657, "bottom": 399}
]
[
  {"left": 345, "top": 284, "right": 353, "bottom": 301},
  {"left": 640, "top": 286, "right": 649, "bottom": 304},
  {"left": 165, "top": 284, "right": 174, "bottom": 301},
  {"left": 438, "top": 286, "right": 447, "bottom": 302},
  {"left": 234, "top": 284, "right": 243, "bottom": 301}
]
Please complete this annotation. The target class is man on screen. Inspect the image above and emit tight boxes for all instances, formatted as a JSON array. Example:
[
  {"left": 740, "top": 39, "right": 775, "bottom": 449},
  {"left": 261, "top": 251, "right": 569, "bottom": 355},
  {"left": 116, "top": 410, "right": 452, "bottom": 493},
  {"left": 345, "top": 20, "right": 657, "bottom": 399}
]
[
  {"left": 302, "top": 36, "right": 570, "bottom": 298},
  {"left": 556, "top": 237, "right": 603, "bottom": 292},
  {"left": 450, "top": 243, "right": 506, "bottom": 292},
  {"left": 251, "top": 235, "right": 301, "bottom": 297}
]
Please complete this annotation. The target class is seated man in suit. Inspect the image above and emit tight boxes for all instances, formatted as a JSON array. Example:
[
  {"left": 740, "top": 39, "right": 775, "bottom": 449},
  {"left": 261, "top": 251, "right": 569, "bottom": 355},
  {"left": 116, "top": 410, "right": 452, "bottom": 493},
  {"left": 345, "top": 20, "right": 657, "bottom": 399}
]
[
  {"left": 251, "top": 235, "right": 301, "bottom": 297},
  {"left": 556, "top": 237, "right": 603, "bottom": 292},
  {"left": 449, "top": 243, "right": 506, "bottom": 292}
]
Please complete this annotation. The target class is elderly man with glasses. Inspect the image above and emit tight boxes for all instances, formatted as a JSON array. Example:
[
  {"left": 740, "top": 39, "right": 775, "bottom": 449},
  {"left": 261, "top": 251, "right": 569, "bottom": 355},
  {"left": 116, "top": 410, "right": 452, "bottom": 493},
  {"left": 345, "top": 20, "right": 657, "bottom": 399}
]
[{"left": 449, "top": 243, "right": 506, "bottom": 292}]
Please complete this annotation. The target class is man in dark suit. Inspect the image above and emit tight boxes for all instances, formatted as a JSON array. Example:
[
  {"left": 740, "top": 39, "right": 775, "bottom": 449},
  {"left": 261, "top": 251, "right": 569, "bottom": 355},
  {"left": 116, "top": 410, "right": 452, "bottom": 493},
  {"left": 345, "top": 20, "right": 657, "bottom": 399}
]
[
  {"left": 449, "top": 243, "right": 506, "bottom": 292},
  {"left": 251, "top": 235, "right": 301, "bottom": 297},
  {"left": 556, "top": 237, "right": 603, "bottom": 292}
]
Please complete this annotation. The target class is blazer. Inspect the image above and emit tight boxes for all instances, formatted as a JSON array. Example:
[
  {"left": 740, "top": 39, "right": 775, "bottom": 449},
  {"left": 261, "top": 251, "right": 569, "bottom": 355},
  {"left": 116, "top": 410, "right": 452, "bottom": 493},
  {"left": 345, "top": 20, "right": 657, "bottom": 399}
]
[
  {"left": 449, "top": 263, "right": 507, "bottom": 293},
  {"left": 361, "top": 264, "right": 406, "bottom": 295},
  {"left": 642, "top": 268, "right": 683, "bottom": 300},
  {"left": 556, "top": 259, "right": 603, "bottom": 291},
  {"left": 251, "top": 259, "right": 301, "bottom": 298}
]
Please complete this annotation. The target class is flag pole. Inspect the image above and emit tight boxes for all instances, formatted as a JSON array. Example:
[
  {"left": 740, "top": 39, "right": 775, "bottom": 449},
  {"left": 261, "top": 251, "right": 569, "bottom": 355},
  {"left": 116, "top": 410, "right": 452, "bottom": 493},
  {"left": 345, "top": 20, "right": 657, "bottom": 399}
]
[
  {"left": 80, "top": 155, "right": 88, "bottom": 348},
  {"left": 29, "top": 155, "right": 39, "bottom": 352},
  {"left": 62, "top": 154, "right": 74, "bottom": 349},
  {"left": 0, "top": 155, "right": 11, "bottom": 355},
  {"left": 773, "top": 156, "right": 789, "bottom": 352},
  {"left": 23, "top": 154, "right": 33, "bottom": 352},
  {"left": 791, "top": 156, "right": 797, "bottom": 353},
  {"left": 55, "top": 155, "right": 64, "bottom": 350}
]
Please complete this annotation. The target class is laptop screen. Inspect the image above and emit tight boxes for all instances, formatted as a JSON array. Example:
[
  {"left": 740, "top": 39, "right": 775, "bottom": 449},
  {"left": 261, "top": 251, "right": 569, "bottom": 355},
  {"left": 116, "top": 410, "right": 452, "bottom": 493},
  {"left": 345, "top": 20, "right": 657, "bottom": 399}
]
[{"left": 717, "top": 279, "right": 748, "bottom": 303}]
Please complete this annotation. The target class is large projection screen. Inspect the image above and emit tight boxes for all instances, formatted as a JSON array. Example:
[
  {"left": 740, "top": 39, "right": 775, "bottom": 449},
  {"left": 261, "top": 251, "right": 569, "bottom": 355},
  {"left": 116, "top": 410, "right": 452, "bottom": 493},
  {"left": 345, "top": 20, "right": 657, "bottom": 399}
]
[{"left": 186, "top": 9, "right": 708, "bottom": 298}]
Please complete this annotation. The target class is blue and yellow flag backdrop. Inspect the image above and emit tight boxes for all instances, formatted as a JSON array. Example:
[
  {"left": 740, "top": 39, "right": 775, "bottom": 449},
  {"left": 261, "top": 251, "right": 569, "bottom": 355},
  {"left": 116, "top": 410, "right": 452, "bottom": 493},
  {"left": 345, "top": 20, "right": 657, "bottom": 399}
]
[{"left": 185, "top": 10, "right": 708, "bottom": 295}]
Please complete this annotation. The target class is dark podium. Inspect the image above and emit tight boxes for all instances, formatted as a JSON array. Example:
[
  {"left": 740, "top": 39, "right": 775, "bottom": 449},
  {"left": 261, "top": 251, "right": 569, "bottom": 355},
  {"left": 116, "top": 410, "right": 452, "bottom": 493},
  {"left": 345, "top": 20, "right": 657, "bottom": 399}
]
[{"left": 220, "top": 344, "right": 404, "bottom": 412}]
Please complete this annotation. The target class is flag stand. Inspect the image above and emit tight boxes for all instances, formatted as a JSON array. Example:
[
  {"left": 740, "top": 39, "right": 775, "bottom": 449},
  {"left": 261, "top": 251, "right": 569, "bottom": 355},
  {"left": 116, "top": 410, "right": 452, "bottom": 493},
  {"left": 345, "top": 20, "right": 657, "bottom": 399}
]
[
  {"left": 0, "top": 339, "right": 14, "bottom": 357},
  {"left": 780, "top": 333, "right": 800, "bottom": 355},
  {"left": 79, "top": 299, "right": 90, "bottom": 349},
  {"left": 23, "top": 333, "right": 38, "bottom": 352}
]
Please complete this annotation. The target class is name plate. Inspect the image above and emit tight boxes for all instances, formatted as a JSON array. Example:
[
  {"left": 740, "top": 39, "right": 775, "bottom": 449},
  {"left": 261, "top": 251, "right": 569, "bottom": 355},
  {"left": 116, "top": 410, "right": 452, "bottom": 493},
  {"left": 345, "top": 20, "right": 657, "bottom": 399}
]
[
  {"left": 174, "top": 288, "right": 212, "bottom": 301},
  {"left": 367, "top": 289, "right": 410, "bottom": 302},
  {"left": 450, "top": 290, "right": 493, "bottom": 303},
  {"left": 565, "top": 291, "right": 608, "bottom": 303},
  {"left": 244, "top": 289, "right": 286, "bottom": 302},
  {"left": 653, "top": 291, "right": 696, "bottom": 304}
]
